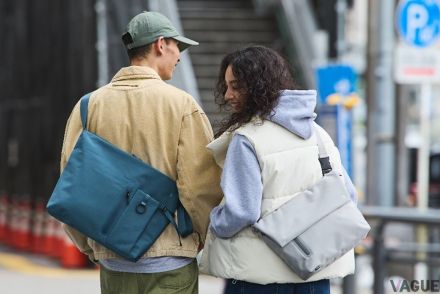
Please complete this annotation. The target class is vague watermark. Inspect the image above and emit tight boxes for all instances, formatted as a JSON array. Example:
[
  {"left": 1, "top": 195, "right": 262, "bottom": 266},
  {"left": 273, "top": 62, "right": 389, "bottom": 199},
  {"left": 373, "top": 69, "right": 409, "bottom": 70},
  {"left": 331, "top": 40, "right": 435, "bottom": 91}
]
[{"left": 390, "top": 279, "right": 440, "bottom": 292}]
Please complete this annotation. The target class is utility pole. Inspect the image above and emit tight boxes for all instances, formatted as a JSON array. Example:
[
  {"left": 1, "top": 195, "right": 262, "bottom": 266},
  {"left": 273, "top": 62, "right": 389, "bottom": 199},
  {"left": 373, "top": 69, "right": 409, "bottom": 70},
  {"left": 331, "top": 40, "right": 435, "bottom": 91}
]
[
  {"left": 95, "top": 0, "right": 109, "bottom": 87},
  {"left": 366, "top": 0, "right": 396, "bottom": 206},
  {"left": 336, "top": 0, "right": 347, "bottom": 59}
]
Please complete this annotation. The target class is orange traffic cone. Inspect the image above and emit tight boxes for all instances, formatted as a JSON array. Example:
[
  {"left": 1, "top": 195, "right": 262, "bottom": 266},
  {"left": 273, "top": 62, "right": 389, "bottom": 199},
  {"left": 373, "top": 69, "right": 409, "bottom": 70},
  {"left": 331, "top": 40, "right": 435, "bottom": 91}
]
[
  {"left": 49, "top": 221, "right": 64, "bottom": 259},
  {"left": 0, "top": 192, "right": 8, "bottom": 242},
  {"left": 14, "top": 195, "right": 32, "bottom": 251},
  {"left": 60, "top": 232, "right": 88, "bottom": 268},
  {"left": 41, "top": 213, "right": 58, "bottom": 256},
  {"left": 31, "top": 200, "right": 46, "bottom": 253},
  {"left": 7, "top": 195, "right": 19, "bottom": 247}
]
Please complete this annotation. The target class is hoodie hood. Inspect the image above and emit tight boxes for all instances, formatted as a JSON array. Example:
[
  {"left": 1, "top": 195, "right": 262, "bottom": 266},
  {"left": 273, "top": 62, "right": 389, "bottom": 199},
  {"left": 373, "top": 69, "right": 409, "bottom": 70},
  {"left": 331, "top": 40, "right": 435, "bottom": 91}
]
[{"left": 268, "top": 90, "right": 317, "bottom": 139}]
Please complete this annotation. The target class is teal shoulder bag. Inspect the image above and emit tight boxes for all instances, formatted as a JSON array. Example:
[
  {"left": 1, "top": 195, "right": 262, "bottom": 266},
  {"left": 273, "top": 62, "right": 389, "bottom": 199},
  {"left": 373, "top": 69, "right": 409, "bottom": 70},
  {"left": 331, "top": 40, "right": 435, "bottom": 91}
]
[{"left": 47, "top": 93, "right": 193, "bottom": 262}]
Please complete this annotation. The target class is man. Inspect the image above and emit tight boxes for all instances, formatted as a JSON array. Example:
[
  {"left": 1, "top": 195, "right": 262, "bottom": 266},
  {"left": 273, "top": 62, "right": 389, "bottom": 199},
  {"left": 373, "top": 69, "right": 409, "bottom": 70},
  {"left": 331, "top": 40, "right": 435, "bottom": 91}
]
[{"left": 60, "top": 11, "right": 222, "bottom": 294}]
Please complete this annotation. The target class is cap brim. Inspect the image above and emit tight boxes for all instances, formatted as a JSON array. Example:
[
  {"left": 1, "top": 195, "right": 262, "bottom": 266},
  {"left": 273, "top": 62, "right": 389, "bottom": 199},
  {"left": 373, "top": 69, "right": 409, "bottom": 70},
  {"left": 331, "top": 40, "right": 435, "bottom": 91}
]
[{"left": 172, "top": 35, "right": 199, "bottom": 52}]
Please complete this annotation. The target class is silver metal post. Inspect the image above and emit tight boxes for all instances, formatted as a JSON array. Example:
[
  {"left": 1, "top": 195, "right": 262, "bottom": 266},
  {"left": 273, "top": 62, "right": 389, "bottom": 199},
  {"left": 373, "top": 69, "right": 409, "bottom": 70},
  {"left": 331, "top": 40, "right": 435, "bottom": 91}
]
[
  {"left": 366, "top": 0, "right": 396, "bottom": 206},
  {"left": 417, "top": 83, "right": 431, "bottom": 211},
  {"left": 95, "top": 0, "right": 109, "bottom": 87},
  {"left": 414, "top": 83, "right": 432, "bottom": 282},
  {"left": 335, "top": 0, "right": 347, "bottom": 59}
]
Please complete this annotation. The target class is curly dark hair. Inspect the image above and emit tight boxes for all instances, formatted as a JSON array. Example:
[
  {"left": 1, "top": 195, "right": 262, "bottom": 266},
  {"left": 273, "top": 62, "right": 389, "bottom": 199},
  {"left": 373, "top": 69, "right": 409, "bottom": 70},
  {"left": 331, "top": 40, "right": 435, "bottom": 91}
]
[{"left": 214, "top": 46, "right": 296, "bottom": 137}]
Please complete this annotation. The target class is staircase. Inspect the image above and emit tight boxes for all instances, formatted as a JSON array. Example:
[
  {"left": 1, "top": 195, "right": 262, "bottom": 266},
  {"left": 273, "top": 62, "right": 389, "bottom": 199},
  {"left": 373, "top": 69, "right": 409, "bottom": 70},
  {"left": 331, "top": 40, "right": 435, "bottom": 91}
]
[{"left": 177, "top": 0, "right": 284, "bottom": 130}]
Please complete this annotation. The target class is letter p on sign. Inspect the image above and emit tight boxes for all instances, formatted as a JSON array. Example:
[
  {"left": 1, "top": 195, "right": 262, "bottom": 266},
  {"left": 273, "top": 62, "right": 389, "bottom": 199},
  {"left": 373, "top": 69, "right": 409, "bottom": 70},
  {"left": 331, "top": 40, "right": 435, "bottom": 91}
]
[{"left": 396, "top": 0, "right": 440, "bottom": 47}]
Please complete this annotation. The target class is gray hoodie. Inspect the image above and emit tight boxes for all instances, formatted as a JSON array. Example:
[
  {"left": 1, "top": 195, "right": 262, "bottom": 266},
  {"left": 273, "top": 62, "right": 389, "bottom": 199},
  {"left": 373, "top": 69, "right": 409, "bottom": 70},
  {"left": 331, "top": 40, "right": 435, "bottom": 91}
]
[{"left": 210, "top": 90, "right": 357, "bottom": 238}]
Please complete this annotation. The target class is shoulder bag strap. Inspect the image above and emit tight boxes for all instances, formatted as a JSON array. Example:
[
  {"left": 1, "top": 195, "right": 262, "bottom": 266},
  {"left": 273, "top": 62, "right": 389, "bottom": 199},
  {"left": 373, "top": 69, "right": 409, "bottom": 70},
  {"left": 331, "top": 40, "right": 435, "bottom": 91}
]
[
  {"left": 80, "top": 93, "right": 93, "bottom": 130},
  {"left": 313, "top": 124, "right": 333, "bottom": 175}
]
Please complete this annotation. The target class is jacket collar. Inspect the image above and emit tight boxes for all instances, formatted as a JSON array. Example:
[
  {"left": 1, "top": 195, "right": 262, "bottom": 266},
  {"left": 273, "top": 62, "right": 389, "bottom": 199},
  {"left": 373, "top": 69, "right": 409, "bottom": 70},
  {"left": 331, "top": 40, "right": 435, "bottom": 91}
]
[{"left": 111, "top": 66, "right": 162, "bottom": 82}]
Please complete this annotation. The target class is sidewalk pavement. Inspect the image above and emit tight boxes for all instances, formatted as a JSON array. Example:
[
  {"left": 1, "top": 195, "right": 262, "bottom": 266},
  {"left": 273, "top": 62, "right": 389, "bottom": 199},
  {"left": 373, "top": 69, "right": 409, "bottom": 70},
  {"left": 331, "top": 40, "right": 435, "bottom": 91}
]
[
  {"left": 0, "top": 245, "right": 376, "bottom": 294},
  {"left": 0, "top": 246, "right": 226, "bottom": 294}
]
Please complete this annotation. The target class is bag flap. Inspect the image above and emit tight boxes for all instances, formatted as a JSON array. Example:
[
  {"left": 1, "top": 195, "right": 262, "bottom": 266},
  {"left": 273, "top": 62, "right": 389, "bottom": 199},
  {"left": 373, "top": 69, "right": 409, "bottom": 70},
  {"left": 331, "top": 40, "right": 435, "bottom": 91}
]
[
  {"left": 253, "top": 171, "right": 351, "bottom": 247},
  {"left": 47, "top": 129, "right": 180, "bottom": 241}
]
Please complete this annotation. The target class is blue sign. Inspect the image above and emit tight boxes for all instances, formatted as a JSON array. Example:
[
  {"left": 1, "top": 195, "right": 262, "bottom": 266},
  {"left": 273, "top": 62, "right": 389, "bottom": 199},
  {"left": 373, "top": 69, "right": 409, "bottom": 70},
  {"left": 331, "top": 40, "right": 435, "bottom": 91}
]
[
  {"left": 315, "top": 64, "right": 357, "bottom": 178},
  {"left": 396, "top": 0, "right": 440, "bottom": 47},
  {"left": 315, "top": 64, "right": 357, "bottom": 105}
]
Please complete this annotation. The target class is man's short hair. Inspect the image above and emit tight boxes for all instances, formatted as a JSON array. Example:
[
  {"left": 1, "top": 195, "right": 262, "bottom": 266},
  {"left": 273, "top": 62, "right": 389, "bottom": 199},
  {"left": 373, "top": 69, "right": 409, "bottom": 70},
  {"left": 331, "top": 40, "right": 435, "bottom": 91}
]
[
  {"left": 124, "top": 38, "right": 178, "bottom": 61},
  {"left": 126, "top": 43, "right": 152, "bottom": 61}
]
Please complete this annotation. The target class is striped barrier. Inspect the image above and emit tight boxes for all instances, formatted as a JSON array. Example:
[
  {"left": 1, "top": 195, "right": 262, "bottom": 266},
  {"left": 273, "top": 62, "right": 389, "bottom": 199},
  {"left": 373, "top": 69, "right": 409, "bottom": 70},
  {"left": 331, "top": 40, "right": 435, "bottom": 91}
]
[
  {"left": 0, "top": 192, "right": 7, "bottom": 242},
  {"left": 0, "top": 194, "right": 90, "bottom": 268}
]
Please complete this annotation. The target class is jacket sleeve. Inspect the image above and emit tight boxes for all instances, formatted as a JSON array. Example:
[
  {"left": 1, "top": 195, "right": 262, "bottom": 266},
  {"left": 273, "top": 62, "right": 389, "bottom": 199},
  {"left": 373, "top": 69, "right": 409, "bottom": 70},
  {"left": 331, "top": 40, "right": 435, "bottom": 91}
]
[
  {"left": 59, "top": 102, "right": 95, "bottom": 259},
  {"left": 176, "top": 103, "right": 223, "bottom": 242}
]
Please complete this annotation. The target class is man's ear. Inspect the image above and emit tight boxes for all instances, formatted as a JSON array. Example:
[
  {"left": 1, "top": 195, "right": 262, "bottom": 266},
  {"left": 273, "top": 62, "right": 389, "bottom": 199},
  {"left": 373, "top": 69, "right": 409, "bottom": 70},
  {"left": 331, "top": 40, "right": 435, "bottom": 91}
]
[{"left": 153, "top": 37, "right": 165, "bottom": 56}]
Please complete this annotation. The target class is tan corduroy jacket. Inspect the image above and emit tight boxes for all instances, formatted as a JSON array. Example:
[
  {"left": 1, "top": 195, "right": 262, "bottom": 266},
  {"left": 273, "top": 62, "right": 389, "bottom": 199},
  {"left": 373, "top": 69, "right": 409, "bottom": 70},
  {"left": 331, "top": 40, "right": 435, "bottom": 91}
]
[{"left": 60, "top": 66, "right": 222, "bottom": 261}]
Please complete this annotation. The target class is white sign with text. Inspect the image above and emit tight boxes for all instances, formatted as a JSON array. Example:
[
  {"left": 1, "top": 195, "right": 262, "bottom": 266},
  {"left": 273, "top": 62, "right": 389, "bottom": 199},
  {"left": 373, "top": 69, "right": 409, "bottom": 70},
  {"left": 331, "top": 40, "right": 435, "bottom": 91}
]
[{"left": 394, "top": 44, "right": 440, "bottom": 84}]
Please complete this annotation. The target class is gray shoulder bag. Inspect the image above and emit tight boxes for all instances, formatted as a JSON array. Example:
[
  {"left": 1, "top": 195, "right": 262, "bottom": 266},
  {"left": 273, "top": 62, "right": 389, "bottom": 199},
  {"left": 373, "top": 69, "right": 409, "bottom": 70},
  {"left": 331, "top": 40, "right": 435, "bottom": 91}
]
[{"left": 252, "top": 127, "right": 370, "bottom": 280}]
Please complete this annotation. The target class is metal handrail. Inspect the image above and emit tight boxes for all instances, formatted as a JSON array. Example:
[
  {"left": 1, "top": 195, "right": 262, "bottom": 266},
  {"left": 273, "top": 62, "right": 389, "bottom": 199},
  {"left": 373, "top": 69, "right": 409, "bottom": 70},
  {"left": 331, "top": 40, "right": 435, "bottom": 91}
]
[
  {"left": 254, "top": 0, "right": 326, "bottom": 88},
  {"left": 361, "top": 206, "right": 440, "bottom": 294}
]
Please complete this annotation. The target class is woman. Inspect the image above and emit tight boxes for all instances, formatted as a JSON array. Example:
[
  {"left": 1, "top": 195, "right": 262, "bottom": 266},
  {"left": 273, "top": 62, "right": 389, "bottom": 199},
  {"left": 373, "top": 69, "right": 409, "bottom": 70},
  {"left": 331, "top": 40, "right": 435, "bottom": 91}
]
[{"left": 199, "top": 46, "right": 357, "bottom": 294}]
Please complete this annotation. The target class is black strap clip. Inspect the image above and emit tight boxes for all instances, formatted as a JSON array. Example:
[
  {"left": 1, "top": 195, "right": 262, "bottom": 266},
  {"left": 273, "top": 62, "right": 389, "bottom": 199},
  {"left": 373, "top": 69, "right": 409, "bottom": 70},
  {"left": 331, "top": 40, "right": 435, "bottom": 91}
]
[{"left": 318, "top": 157, "right": 333, "bottom": 175}]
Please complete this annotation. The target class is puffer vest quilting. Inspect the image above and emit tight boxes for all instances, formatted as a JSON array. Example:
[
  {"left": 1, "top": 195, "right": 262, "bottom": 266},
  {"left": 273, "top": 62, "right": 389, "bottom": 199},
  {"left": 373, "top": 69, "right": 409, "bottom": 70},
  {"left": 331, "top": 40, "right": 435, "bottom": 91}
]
[{"left": 200, "top": 120, "right": 354, "bottom": 284}]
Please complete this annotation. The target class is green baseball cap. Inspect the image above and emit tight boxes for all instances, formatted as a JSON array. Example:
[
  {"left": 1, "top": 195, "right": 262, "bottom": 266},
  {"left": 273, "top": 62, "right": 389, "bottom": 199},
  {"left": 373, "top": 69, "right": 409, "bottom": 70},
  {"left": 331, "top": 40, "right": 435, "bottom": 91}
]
[{"left": 122, "top": 11, "right": 198, "bottom": 52}]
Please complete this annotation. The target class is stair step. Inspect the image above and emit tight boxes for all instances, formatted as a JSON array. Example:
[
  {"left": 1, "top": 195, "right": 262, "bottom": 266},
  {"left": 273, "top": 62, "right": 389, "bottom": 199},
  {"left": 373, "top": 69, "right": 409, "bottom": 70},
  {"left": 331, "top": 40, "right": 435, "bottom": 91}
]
[
  {"left": 190, "top": 54, "right": 224, "bottom": 66},
  {"left": 196, "top": 77, "right": 218, "bottom": 90},
  {"left": 190, "top": 44, "right": 283, "bottom": 64},
  {"left": 179, "top": 6, "right": 253, "bottom": 12},
  {"left": 180, "top": 10, "right": 258, "bottom": 19},
  {"left": 178, "top": 0, "right": 252, "bottom": 10},
  {"left": 200, "top": 89, "right": 217, "bottom": 99},
  {"left": 177, "top": 0, "right": 283, "bottom": 127},
  {"left": 193, "top": 65, "right": 222, "bottom": 78},
  {"left": 188, "top": 41, "right": 278, "bottom": 54},
  {"left": 182, "top": 18, "right": 276, "bottom": 32},
  {"left": 184, "top": 31, "right": 277, "bottom": 43},
  {"left": 200, "top": 91, "right": 222, "bottom": 103}
]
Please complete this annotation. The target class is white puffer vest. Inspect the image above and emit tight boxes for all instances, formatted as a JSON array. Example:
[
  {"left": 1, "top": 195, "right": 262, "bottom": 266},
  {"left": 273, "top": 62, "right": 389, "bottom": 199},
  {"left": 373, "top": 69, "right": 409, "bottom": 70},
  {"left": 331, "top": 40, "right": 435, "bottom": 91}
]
[{"left": 200, "top": 120, "right": 354, "bottom": 284}]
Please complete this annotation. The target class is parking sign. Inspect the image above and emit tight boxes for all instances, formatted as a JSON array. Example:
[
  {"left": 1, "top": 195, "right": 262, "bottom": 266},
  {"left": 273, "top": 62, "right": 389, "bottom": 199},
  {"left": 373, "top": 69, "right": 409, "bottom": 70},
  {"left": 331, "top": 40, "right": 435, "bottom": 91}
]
[
  {"left": 395, "top": 44, "right": 440, "bottom": 83},
  {"left": 396, "top": 0, "right": 440, "bottom": 47}
]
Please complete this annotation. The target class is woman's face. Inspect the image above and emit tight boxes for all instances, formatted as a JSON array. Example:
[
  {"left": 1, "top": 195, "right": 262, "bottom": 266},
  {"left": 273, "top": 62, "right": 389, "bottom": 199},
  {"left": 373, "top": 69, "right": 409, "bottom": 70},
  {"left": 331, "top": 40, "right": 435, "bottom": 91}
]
[{"left": 224, "top": 65, "right": 245, "bottom": 113}]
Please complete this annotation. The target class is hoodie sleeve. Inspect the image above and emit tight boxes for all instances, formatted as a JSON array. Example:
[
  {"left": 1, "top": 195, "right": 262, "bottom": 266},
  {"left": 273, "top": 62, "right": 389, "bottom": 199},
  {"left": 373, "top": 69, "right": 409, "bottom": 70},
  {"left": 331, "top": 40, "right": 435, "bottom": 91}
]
[{"left": 210, "top": 134, "right": 263, "bottom": 238}]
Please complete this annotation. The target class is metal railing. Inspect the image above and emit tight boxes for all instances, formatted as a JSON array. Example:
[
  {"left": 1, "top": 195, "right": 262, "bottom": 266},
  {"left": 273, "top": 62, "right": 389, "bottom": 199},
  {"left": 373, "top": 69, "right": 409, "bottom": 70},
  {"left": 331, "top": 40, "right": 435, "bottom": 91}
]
[
  {"left": 254, "top": 0, "right": 327, "bottom": 89},
  {"left": 360, "top": 206, "right": 440, "bottom": 294}
]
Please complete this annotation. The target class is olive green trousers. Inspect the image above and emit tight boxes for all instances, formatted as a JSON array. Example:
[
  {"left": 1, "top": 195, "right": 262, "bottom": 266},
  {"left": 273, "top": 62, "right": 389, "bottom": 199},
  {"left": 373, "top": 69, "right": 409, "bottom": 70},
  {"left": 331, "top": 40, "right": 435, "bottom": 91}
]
[{"left": 100, "top": 260, "right": 198, "bottom": 294}]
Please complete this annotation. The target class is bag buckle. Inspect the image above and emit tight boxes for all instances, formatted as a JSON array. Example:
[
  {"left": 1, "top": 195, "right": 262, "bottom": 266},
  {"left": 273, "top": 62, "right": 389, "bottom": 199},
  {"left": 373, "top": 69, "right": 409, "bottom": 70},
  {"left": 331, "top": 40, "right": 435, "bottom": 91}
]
[{"left": 318, "top": 157, "right": 333, "bottom": 175}]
